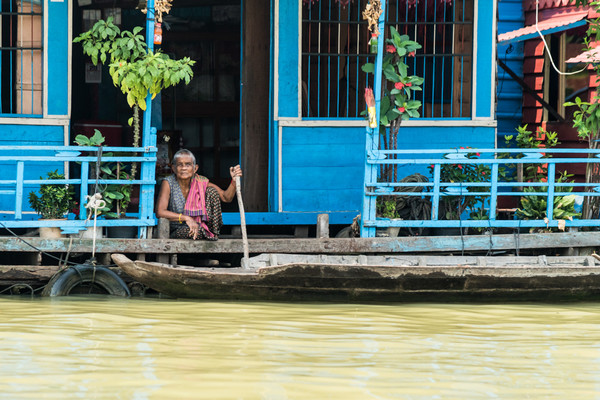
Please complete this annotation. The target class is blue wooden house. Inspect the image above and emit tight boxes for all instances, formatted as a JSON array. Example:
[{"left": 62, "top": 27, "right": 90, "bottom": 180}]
[{"left": 1, "top": 0, "right": 596, "bottom": 239}]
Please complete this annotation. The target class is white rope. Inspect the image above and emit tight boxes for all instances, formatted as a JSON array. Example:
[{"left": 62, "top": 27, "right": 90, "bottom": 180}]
[
  {"left": 535, "top": 0, "right": 588, "bottom": 76},
  {"left": 84, "top": 193, "right": 106, "bottom": 259}
]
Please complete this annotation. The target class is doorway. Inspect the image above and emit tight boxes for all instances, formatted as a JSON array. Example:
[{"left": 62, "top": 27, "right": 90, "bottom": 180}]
[{"left": 71, "top": 0, "right": 270, "bottom": 212}]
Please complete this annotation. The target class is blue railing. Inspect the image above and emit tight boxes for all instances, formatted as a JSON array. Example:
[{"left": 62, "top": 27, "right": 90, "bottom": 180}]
[
  {"left": 0, "top": 142, "right": 157, "bottom": 238},
  {"left": 361, "top": 148, "right": 600, "bottom": 237}
]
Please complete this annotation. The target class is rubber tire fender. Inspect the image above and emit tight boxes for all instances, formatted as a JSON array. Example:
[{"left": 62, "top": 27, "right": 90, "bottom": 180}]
[{"left": 42, "top": 264, "right": 131, "bottom": 297}]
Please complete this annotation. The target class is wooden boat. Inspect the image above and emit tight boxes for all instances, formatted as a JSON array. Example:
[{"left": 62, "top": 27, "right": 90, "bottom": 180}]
[{"left": 111, "top": 253, "right": 600, "bottom": 302}]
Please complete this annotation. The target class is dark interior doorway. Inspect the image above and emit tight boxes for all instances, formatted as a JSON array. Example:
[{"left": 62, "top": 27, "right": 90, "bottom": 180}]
[{"left": 71, "top": 0, "right": 270, "bottom": 212}]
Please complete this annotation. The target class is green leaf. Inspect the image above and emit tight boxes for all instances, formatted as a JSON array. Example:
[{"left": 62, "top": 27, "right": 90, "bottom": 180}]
[{"left": 361, "top": 63, "right": 375, "bottom": 73}]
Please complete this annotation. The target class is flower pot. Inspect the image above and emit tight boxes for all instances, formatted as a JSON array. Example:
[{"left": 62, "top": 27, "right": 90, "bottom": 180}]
[
  {"left": 80, "top": 226, "right": 104, "bottom": 239},
  {"left": 39, "top": 226, "right": 64, "bottom": 239}
]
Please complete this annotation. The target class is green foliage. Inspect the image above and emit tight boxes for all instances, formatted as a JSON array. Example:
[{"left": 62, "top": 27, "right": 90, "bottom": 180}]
[
  {"left": 73, "top": 18, "right": 195, "bottom": 136},
  {"left": 361, "top": 26, "right": 423, "bottom": 126},
  {"left": 504, "top": 126, "right": 579, "bottom": 228},
  {"left": 564, "top": 96, "right": 599, "bottom": 143},
  {"left": 504, "top": 124, "right": 560, "bottom": 182},
  {"left": 74, "top": 130, "right": 132, "bottom": 218},
  {"left": 74, "top": 129, "right": 105, "bottom": 147},
  {"left": 101, "top": 162, "right": 132, "bottom": 218},
  {"left": 28, "top": 171, "right": 75, "bottom": 219},
  {"left": 428, "top": 149, "right": 490, "bottom": 220},
  {"left": 376, "top": 197, "right": 399, "bottom": 219},
  {"left": 517, "top": 172, "right": 581, "bottom": 224}
]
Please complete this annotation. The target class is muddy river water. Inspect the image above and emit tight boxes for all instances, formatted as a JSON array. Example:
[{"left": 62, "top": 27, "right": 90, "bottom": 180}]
[{"left": 1, "top": 297, "right": 599, "bottom": 399}]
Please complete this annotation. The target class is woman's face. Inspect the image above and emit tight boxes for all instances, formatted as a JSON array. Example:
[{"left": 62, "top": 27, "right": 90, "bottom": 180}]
[{"left": 173, "top": 155, "right": 198, "bottom": 180}]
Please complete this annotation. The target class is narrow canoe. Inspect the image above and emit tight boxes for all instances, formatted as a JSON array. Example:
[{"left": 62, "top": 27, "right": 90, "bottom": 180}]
[{"left": 111, "top": 253, "right": 600, "bottom": 302}]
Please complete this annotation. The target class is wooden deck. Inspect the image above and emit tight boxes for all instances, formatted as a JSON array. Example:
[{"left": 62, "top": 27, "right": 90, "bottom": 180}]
[{"left": 0, "top": 231, "right": 596, "bottom": 255}]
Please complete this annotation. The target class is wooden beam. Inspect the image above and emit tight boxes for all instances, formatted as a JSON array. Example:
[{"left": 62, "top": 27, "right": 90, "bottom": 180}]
[
  {"left": 0, "top": 232, "right": 597, "bottom": 254},
  {"left": 498, "top": 59, "right": 565, "bottom": 123}
]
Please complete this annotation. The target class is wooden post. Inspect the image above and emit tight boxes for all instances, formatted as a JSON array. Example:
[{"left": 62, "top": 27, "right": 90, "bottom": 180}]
[
  {"left": 235, "top": 176, "right": 250, "bottom": 267},
  {"left": 317, "top": 214, "right": 329, "bottom": 238},
  {"left": 157, "top": 218, "right": 170, "bottom": 264}
]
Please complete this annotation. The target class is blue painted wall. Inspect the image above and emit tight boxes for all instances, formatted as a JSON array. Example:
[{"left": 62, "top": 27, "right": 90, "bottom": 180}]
[
  {"left": 271, "top": 0, "right": 499, "bottom": 218},
  {"left": 497, "top": 0, "right": 524, "bottom": 143},
  {"left": 0, "top": 125, "right": 65, "bottom": 215},
  {"left": 277, "top": 0, "right": 299, "bottom": 118},
  {"left": 281, "top": 126, "right": 364, "bottom": 212},
  {"left": 475, "top": 1, "right": 496, "bottom": 118},
  {"left": 47, "top": 0, "right": 70, "bottom": 116}
]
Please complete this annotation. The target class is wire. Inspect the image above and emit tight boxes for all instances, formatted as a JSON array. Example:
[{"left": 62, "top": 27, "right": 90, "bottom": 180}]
[
  {"left": 535, "top": 0, "right": 587, "bottom": 76},
  {"left": 0, "top": 221, "right": 118, "bottom": 268}
]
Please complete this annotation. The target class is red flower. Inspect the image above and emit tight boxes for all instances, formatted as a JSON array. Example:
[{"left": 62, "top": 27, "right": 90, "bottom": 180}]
[
  {"left": 386, "top": 45, "right": 396, "bottom": 53},
  {"left": 460, "top": 146, "right": 465, "bottom": 149},
  {"left": 398, "top": 106, "right": 406, "bottom": 113},
  {"left": 430, "top": 164, "right": 434, "bottom": 169},
  {"left": 405, "top": 82, "right": 412, "bottom": 87},
  {"left": 457, "top": 165, "right": 463, "bottom": 169},
  {"left": 481, "top": 171, "right": 486, "bottom": 175},
  {"left": 394, "top": 82, "right": 404, "bottom": 90},
  {"left": 408, "top": 51, "right": 416, "bottom": 57},
  {"left": 476, "top": 152, "right": 480, "bottom": 157}
]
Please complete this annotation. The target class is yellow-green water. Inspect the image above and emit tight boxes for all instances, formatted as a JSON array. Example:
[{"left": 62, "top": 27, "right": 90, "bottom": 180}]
[{"left": 1, "top": 298, "right": 600, "bottom": 399}]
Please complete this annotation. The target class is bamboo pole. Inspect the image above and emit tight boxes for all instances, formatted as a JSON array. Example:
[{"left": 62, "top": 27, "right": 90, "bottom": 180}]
[{"left": 235, "top": 176, "right": 250, "bottom": 268}]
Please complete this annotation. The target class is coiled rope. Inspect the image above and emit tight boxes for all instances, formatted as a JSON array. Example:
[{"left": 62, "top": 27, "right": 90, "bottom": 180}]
[{"left": 394, "top": 173, "right": 432, "bottom": 236}]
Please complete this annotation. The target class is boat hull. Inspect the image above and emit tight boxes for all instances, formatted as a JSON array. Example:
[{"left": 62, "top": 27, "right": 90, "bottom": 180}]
[{"left": 111, "top": 254, "right": 600, "bottom": 302}]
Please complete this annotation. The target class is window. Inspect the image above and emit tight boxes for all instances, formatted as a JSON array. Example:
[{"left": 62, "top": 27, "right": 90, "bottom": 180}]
[
  {"left": 545, "top": 31, "right": 587, "bottom": 121},
  {"left": 301, "top": 0, "right": 474, "bottom": 119},
  {"left": 0, "top": 0, "right": 43, "bottom": 116}
]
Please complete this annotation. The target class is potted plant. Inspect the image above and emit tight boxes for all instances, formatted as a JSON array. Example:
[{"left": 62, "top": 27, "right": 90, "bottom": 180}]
[
  {"left": 28, "top": 170, "right": 75, "bottom": 238},
  {"left": 504, "top": 125, "right": 580, "bottom": 232},
  {"left": 376, "top": 197, "right": 402, "bottom": 237},
  {"left": 74, "top": 130, "right": 136, "bottom": 237},
  {"left": 429, "top": 149, "right": 491, "bottom": 235}
]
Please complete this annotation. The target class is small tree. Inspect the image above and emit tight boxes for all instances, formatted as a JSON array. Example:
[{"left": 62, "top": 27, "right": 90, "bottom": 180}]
[{"left": 73, "top": 17, "right": 195, "bottom": 179}]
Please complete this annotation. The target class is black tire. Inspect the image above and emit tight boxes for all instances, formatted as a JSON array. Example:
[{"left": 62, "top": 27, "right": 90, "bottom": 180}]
[{"left": 42, "top": 264, "right": 131, "bottom": 297}]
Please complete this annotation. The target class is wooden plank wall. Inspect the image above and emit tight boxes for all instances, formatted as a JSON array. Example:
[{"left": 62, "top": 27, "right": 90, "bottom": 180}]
[{"left": 281, "top": 126, "right": 365, "bottom": 212}]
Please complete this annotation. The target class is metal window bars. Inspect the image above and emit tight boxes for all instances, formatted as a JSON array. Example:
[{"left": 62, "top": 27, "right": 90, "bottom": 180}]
[
  {"left": 0, "top": 0, "right": 43, "bottom": 116},
  {"left": 301, "top": 0, "right": 473, "bottom": 119}
]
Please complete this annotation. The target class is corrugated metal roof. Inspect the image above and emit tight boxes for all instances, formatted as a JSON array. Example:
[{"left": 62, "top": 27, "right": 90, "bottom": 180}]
[
  {"left": 498, "top": 10, "right": 588, "bottom": 44},
  {"left": 566, "top": 47, "right": 600, "bottom": 64}
]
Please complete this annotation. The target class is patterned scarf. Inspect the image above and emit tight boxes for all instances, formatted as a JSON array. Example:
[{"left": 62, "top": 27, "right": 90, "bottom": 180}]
[{"left": 183, "top": 175, "right": 214, "bottom": 238}]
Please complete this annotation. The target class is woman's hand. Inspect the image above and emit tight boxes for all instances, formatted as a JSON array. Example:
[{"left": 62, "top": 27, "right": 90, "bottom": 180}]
[
  {"left": 184, "top": 215, "right": 200, "bottom": 240},
  {"left": 230, "top": 165, "right": 243, "bottom": 180}
]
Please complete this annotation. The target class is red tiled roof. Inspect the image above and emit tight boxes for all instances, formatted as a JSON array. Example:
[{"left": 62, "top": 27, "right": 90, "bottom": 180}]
[{"left": 498, "top": 9, "right": 588, "bottom": 43}]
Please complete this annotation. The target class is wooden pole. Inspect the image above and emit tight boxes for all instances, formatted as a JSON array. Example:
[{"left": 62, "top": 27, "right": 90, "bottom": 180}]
[{"left": 235, "top": 176, "right": 250, "bottom": 267}]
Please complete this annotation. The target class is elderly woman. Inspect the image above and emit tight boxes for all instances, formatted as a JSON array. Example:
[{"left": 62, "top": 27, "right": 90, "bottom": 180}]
[{"left": 156, "top": 149, "right": 242, "bottom": 240}]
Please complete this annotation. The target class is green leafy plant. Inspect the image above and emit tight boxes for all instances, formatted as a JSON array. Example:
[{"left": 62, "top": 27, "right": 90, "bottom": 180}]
[
  {"left": 73, "top": 17, "right": 195, "bottom": 179},
  {"left": 504, "top": 124, "right": 560, "bottom": 183},
  {"left": 28, "top": 171, "right": 75, "bottom": 219},
  {"left": 376, "top": 197, "right": 400, "bottom": 219},
  {"left": 74, "top": 129, "right": 132, "bottom": 218},
  {"left": 517, "top": 172, "right": 580, "bottom": 229},
  {"left": 428, "top": 149, "right": 491, "bottom": 221},
  {"left": 362, "top": 27, "right": 423, "bottom": 183},
  {"left": 504, "top": 125, "right": 579, "bottom": 230}
]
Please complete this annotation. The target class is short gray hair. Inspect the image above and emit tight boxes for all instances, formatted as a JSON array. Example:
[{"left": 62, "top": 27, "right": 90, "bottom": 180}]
[{"left": 172, "top": 149, "right": 196, "bottom": 166}]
